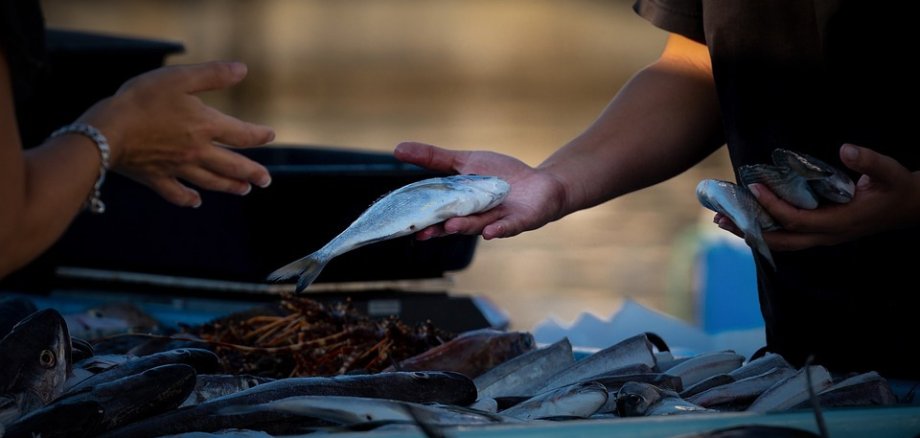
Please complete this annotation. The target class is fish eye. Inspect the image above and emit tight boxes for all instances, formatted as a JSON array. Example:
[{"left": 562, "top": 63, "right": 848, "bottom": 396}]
[{"left": 39, "top": 349, "right": 56, "bottom": 368}]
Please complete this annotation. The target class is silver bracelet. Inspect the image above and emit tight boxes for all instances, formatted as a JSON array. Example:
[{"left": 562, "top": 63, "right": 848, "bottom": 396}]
[{"left": 50, "top": 123, "right": 111, "bottom": 214}]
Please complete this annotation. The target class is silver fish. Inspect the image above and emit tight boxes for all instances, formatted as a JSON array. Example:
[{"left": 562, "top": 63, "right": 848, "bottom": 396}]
[
  {"left": 664, "top": 351, "right": 745, "bottom": 388},
  {"left": 772, "top": 149, "right": 855, "bottom": 203},
  {"left": 268, "top": 174, "right": 510, "bottom": 293},
  {"left": 474, "top": 338, "right": 574, "bottom": 398},
  {"left": 0, "top": 309, "right": 72, "bottom": 426},
  {"left": 747, "top": 365, "right": 832, "bottom": 413},
  {"left": 792, "top": 371, "right": 897, "bottom": 409},
  {"left": 728, "top": 352, "right": 793, "bottom": 381},
  {"left": 530, "top": 333, "right": 657, "bottom": 394},
  {"left": 179, "top": 374, "right": 275, "bottom": 407},
  {"left": 499, "top": 382, "right": 608, "bottom": 421},
  {"left": 738, "top": 164, "right": 819, "bottom": 209},
  {"left": 687, "top": 366, "right": 797, "bottom": 410},
  {"left": 218, "top": 395, "right": 506, "bottom": 427},
  {"left": 696, "top": 179, "right": 779, "bottom": 268}
]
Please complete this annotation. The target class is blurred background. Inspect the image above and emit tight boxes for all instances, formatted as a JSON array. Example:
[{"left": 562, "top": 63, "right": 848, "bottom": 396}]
[{"left": 41, "top": 0, "right": 736, "bottom": 331}]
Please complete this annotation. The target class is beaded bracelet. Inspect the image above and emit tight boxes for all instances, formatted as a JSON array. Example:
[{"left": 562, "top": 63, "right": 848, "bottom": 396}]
[{"left": 50, "top": 123, "right": 111, "bottom": 214}]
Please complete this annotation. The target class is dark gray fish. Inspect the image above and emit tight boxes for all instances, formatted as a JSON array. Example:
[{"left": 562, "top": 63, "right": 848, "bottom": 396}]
[
  {"left": 70, "top": 337, "right": 95, "bottom": 363},
  {"left": 792, "top": 371, "right": 897, "bottom": 409},
  {"left": 100, "top": 371, "right": 477, "bottom": 438},
  {"left": 64, "top": 348, "right": 219, "bottom": 393},
  {"left": 474, "top": 337, "right": 574, "bottom": 398},
  {"left": 14, "top": 364, "right": 196, "bottom": 437},
  {"left": 696, "top": 179, "right": 778, "bottom": 268},
  {"left": 0, "top": 297, "right": 37, "bottom": 339},
  {"left": 615, "top": 381, "right": 669, "bottom": 417},
  {"left": 499, "top": 381, "right": 608, "bottom": 420},
  {"left": 0, "top": 309, "right": 72, "bottom": 425},
  {"left": 615, "top": 381, "right": 712, "bottom": 417},
  {"left": 747, "top": 365, "right": 832, "bottom": 413},
  {"left": 688, "top": 366, "right": 797, "bottom": 410},
  {"left": 268, "top": 175, "right": 510, "bottom": 292},
  {"left": 679, "top": 374, "right": 735, "bottom": 399},
  {"left": 665, "top": 351, "right": 745, "bottom": 388},
  {"left": 738, "top": 164, "right": 819, "bottom": 209},
  {"left": 63, "top": 302, "right": 161, "bottom": 340},
  {"left": 180, "top": 374, "right": 275, "bottom": 407},
  {"left": 587, "top": 372, "right": 683, "bottom": 392},
  {"left": 772, "top": 149, "right": 855, "bottom": 203},
  {"left": 3, "top": 399, "right": 104, "bottom": 438},
  {"left": 729, "top": 352, "right": 793, "bottom": 381},
  {"left": 532, "top": 333, "right": 657, "bottom": 394},
  {"left": 385, "top": 329, "right": 536, "bottom": 379},
  {"left": 219, "top": 395, "right": 507, "bottom": 427}
]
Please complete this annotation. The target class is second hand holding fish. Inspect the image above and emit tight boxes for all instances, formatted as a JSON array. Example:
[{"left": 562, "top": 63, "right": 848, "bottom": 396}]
[{"left": 268, "top": 174, "right": 510, "bottom": 293}]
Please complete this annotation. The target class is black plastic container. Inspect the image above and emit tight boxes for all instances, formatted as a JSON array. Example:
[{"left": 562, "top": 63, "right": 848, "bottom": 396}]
[{"left": 45, "top": 146, "right": 479, "bottom": 286}]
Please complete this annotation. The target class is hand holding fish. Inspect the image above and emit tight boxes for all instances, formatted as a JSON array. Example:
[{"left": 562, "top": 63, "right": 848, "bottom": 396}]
[
  {"left": 716, "top": 144, "right": 920, "bottom": 251},
  {"left": 394, "top": 141, "right": 567, "bottom": 240}
]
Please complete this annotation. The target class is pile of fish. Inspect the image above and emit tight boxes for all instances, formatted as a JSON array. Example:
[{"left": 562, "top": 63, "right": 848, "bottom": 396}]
[
  {"left": 1, "top": 294, "right": 906, "bottom": 437},
  {"left": 696, "top": 148, "right": 856, "bottom": 267}
]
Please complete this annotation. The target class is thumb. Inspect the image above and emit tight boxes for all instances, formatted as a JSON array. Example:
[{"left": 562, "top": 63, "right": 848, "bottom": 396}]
[{"left": 839, "top": 143, "right": 909, "bottom": 188}]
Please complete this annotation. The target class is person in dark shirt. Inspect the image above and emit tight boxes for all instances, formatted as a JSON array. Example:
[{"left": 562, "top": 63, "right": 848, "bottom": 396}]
[
  {"left": 395, "top": 1, "right": 920, "bottom": 380},
  {"left": 0, "top": 2, "right": 275, "bottom": 277}
]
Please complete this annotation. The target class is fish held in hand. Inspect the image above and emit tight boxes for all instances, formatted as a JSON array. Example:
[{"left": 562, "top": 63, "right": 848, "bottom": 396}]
[
  {"left": 696, "top": 179, "right": 778, "bottom": 268},
  {"left": 739, "top": 149, "right": 855, "bottom": 209},
  {"left": 268, "top": 175, "right": 511, "bottom": 293}
]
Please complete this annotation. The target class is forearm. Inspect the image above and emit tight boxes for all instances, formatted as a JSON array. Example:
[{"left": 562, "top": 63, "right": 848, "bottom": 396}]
[
  {"left": 539, "top": 35, "right": 723, "bottom": 217},
  {"left": 1, "top": 136, "right": 101, "bottom": 277}
]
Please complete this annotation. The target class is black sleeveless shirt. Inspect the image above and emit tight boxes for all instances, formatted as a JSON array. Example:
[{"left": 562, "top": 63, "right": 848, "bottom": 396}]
[
  {"left": 635, "top": 0, "right": 920, "bottom": 379},
  {"left": 0, "top": 0, "right": 45, "bottom": 121}
]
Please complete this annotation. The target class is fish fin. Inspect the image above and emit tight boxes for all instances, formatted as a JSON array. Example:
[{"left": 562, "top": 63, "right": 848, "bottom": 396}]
[
  {"left": 744, "top": 230, "right": 776, "bottom": 270},
  {"left": 267, "top": 254, "right": 328, "bottom": 293}
]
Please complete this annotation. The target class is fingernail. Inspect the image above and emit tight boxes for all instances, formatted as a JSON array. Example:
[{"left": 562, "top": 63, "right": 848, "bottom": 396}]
[
  {"left": 257, "top": 176, "right": 272, "bottom": 188},
  {"left": 747, "top": 184, "right": 761, "bottom": 199},
  {"left": 239, "top": 184, "right": 252, "bottom": 196},
  {"left": 842, "top": 144, "right": 859, "bottom": 161},
  {"left": 228, "top": 61, "right": 247, "bottom": 78},
  {"left": 191, "top": 200, "right": 202, "bottom": 208}
]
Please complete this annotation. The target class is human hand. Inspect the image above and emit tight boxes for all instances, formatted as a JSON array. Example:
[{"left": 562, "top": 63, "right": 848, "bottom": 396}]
[
  {"left": 393, "top": 141, "right": 567, "bottom": 240},
  {"left": 77, "top": 61, "right": 275, "bottom": 207},
  {"left": 714, "top": 144, "right": 920, "bottom": 251}
]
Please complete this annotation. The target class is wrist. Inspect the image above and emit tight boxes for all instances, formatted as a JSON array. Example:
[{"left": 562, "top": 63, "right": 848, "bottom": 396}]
[{"left": 49, "top": 123, "right": 110, "bottom": 214}]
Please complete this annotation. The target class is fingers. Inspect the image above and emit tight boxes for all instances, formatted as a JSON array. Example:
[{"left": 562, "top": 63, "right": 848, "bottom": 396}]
[
  {"left": 394, "top": 142, "right": 469, "bottom": 174},
  {"left": 146, "top": 177, "right": 202, "bottom": 208},
  {"left": 208, "top": 108, "right": 276, "bottom": 148},
  {"left": 839, "top": 144, "right": 910, "bottom": 188},
  {"left": 177, "top": 166, "right": 252, "bottom": 196},
  {"left": 200, "top": 146, "right": 272, "bottom": 188}
]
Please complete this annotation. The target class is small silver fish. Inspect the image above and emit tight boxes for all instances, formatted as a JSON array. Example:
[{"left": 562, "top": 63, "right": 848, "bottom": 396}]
[
  {"left": 268, "top": 175, "right": 510, "bottom": 293},
  {"left": 738, "top": 164, "right": 820, "bottom": 209},
  {"left": 696, "top": 179, "right": 779, "bottom": 268},
  {"left": 747, "top": 365, "right": 832, "bottom": 413}
]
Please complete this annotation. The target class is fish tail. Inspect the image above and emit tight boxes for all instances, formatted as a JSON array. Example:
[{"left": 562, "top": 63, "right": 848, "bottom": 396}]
[
  {"left": 267, "top": 253, "right": 328, "bottom": 293},
  {"left": 744, "top": 230, "right": 776, "bottom": 270}
]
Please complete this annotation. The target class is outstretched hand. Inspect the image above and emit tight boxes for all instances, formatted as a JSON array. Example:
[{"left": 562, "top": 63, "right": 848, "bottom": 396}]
[
  {"left": 78, "top": 61, "right": 275, "bottom": 207},
  {"left": 714, "top": 144, "right": 920, "bottom": 251},
  {"left": 394, "top": 141, "right": 567, "bottom": 240}
]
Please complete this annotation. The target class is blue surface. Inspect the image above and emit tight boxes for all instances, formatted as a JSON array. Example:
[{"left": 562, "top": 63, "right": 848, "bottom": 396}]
[{"left": 696, "top": 238, "right": 764, "bottom": 333}]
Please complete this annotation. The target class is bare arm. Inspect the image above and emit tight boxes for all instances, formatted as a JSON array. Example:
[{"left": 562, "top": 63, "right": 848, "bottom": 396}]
[
  {"left": 540, "top": 33, "right": 722, "bottom": 216},
  {"left": 0, "top": 50, "right": 275, "bottom": 278},
  {"left": 395, "top": 34, "right": 723, "bottom": 239}
]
